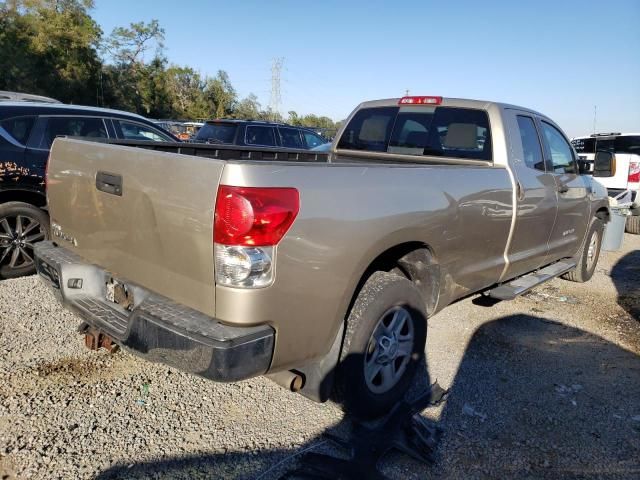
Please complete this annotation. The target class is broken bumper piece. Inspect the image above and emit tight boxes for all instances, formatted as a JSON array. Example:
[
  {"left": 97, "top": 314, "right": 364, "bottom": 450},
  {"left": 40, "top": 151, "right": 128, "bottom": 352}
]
[{"left": 34, "top": 241, "right": 274, "bottom": 382}]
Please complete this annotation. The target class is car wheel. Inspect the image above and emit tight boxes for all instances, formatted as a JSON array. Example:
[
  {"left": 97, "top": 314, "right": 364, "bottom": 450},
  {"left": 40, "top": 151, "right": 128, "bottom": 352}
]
[
  {"left": 626, "top": 215, "right": 640, "bottom": 234},
  {"left": 333, "top": 271, "right": 427, "bottom": 419},
  {"left": 0, "top": 202, "right": 50, "bottom": 279},
  {"left": 563, "top": 219, "right": 603, "bottom": 283}
]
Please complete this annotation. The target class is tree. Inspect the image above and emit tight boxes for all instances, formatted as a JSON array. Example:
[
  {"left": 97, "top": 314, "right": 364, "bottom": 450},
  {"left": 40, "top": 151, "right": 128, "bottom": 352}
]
[
  {"left": 164, "top": 66, "right": 211, "bottom": 118},
  {"left": 104, "top": 19, "right": 164, "bottom": 67},
  {"left": 0, "top": 5, "right": 339, "bottom": 127},
  {"left": 234, "top": 94, "right": 263, "bottom": 120},
  {"left": 101, "top": 20, "right": 167, "bottom": 116},
  {"left": 0, "top": 0, "right": 103, "bottom": 104},
  {"left": 137, "top": 56, "right": 173, "bottom": 118},
  {"left": 286, "top": 111, "right": 339, "bottom": 136},
  {"left": 205, "top": 70, "right": 236, "bottom": 118}
]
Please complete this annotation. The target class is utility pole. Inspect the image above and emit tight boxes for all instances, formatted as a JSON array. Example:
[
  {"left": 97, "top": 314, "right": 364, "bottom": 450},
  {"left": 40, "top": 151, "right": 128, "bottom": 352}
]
[
  {"left": 593, "top": 105, "right": 597, "bottom": 135},
  {"left": 405, "top": 88, "right": 410, "bottom": 96},
  {"left": 269, "top": 58, "right": 284, "bottom": 121}
]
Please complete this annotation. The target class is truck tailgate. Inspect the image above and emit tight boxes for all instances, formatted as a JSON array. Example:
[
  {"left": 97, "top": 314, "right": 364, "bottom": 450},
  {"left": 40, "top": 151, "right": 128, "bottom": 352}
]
[{"left": 46, "top": 138, "right": 224, "bottom": 316}]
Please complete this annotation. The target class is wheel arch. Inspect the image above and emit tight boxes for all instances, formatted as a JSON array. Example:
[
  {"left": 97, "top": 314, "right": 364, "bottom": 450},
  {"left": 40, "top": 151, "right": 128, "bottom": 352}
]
[
  {"left": 0, "top": 188, "right": 47, "bottom": 208},
  {"left": 297, "top": 242, "right": 440, "bottom": 404},
  {"left": 342, "top": 241, "right": 441, "bottom": 328},
  {"left": 595, "top": 206, "right": 610, "bottom": 223}
]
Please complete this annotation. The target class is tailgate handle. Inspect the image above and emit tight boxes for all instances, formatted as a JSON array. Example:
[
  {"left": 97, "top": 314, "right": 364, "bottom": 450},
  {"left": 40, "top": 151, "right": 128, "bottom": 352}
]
[{"left": 96, "top": 172, "right": 123, "bottom": 196}]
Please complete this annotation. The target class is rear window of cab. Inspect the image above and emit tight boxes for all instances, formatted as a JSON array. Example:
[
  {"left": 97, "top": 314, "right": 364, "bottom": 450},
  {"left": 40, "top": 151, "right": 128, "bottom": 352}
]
[
  {"left": 571, "top": 136, "right": 640, "bottom": 155},
  {"left": 337, "top": 106, "right": 492, "bottom": 161}
]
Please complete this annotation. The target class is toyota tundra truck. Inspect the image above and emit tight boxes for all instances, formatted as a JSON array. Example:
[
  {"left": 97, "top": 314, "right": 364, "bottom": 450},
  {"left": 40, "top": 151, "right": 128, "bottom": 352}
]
[{"left": 34, "top": 96, "right": 614, "bottom": 418}]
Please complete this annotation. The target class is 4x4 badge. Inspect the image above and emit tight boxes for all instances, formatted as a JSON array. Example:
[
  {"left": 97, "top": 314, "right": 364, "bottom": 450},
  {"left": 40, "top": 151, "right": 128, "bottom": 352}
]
[{"left": 51, "top": 223, "right": 78, "bottom": 247}]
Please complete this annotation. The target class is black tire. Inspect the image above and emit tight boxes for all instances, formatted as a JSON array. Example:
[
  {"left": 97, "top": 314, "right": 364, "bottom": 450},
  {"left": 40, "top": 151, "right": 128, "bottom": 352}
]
[
  {"left": 0, "top": 202, "right": 50, "bottom": 279},
  {"left": 626, "top": 215, "right": 640, "bottom": 235},
  {"left": 333, "top": 271, "right": 427, "bottom": 419},
  {"left": 563, "top": 219, "right": 603, "bottom": 283}
]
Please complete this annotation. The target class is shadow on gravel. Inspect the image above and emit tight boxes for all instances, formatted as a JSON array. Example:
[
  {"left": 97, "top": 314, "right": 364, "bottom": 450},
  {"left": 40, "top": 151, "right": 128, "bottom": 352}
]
[
  {"left": 435, "top": 314, "right": 640, "bottom": 479},
  {"left": 610, "top": 249, "right": 640, "bottom": 320},
  {"left": 94, "top": 314, "right": 640, "bottom": 480}
]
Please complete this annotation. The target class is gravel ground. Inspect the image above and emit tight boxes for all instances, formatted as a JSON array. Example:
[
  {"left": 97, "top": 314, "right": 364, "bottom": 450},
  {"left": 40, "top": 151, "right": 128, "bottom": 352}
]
[{"left": 1, "top": 234, "right": 639, "bottom": 479}]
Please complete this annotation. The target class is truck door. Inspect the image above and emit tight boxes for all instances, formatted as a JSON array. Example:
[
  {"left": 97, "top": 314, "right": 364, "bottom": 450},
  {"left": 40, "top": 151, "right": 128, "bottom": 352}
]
[
  {"left": 501, "top": 111, "right": 558, "bottom": 280},
  {"left": 538, "top": 119, "right": 591, "bottom": 261}
]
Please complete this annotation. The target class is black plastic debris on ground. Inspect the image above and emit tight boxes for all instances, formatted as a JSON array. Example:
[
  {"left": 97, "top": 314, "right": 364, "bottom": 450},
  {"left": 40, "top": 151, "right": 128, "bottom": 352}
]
[{"left": 280, "top": 382, "right": 447, "bottom": 480}]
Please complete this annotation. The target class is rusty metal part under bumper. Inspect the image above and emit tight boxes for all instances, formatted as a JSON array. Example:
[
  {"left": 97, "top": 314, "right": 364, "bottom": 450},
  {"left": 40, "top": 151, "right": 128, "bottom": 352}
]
[{"left": 34, "top": 241, "right": 275, "bottom": 382}]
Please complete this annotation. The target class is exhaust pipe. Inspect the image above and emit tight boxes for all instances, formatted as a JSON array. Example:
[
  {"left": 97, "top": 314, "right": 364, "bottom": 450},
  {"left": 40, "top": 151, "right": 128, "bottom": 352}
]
[{"left": 266, "top": 370, "right": 304, "bottom": 392}]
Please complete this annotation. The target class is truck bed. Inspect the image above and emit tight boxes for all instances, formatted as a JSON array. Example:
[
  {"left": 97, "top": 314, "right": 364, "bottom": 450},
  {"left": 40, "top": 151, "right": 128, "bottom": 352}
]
[{"left": 90, "top": 138, "right": 330, "bottom": 163}]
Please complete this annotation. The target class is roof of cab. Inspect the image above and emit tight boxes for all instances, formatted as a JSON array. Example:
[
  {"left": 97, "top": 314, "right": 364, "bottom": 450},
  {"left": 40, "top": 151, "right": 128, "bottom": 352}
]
[
  {"left": 357, "top": 97, "right": 547, "bottom": 118},
  {"left": 0, "top": 102, "right": 148, "bottom": 120}
]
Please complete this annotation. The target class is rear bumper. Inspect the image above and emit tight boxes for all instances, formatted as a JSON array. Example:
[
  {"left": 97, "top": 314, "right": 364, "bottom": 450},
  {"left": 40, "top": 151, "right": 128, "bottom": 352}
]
[{"left": 34, "top": 241, "right": 274, "bottom": 382}]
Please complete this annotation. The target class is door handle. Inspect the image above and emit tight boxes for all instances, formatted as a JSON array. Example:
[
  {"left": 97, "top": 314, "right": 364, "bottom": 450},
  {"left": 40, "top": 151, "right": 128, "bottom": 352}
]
[
  {"left": 557, "top": 184, "right": 569, "bottom": 194},
  {"left": 96, "top": 171, "right": 123, "bottom": 196}
]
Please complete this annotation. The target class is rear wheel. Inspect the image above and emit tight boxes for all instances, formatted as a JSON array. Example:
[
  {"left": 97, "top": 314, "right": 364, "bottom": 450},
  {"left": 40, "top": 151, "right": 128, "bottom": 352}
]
[
  {"left": 0, "top": 202, "right": 49, "bottom": 279},
  {"left": 626, "top": 215, "right": 640, "bottom": 234},
  {"left": 333, "top": 271, "right": 427, "bottom": 419},
  {"left": 563, "top": 219, "right": 603, "bottom": 283}
]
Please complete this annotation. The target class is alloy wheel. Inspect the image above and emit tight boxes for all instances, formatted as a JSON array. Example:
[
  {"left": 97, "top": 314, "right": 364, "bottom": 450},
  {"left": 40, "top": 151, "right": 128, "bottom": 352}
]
[
  {"left": 0, "top": 215, "right": 46, "bottom": 271},
  {"left": 364, "top": 306, "right": 415, "bottom": 394}
]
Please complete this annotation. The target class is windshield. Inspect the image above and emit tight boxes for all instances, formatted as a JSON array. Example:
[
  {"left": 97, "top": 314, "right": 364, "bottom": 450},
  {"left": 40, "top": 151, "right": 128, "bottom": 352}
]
[{"left": 195, "top": 123, "right": 238, "bottom": 144}]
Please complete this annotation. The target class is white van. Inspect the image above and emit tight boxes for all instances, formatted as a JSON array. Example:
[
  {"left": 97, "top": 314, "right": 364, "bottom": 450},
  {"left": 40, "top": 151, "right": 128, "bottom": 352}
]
[{"left": 571, "top": 133, "right": 640, "bottom": 233}]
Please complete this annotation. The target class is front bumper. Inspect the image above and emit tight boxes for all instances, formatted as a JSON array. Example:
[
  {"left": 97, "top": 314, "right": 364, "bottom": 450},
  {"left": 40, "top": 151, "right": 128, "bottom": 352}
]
[{"left": 34, "top": 241, "right": 275, "bottom": 382}]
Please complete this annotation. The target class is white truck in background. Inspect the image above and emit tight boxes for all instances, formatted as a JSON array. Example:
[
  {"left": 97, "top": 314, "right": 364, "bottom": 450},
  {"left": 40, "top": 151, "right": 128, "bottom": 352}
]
[{"left": 571, "top": 133, "right": 640, "bottom": 234}]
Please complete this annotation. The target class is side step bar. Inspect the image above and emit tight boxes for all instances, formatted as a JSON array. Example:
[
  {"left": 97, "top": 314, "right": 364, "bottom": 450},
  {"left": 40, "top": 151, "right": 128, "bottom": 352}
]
[{"left": 486, "top": 259, "right": 577, "bottom": 301}]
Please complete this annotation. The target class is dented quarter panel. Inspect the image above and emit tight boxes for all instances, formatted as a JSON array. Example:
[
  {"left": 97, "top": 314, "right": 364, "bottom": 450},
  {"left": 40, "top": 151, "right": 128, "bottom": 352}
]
[{"left": 216, "top": 161, "right": 512, "bottom": 369}]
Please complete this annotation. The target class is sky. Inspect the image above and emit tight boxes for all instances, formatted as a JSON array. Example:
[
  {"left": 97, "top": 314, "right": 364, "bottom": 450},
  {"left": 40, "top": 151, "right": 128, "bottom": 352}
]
[{"left": 92, "top": 0, "right": 640, "bottom": 138}]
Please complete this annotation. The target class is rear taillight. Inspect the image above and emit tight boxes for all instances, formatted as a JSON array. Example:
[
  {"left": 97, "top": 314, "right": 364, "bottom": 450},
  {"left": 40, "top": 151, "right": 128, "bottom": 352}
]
[
  {"left": 213, "top": 185, "right": 299, "bottom": 288},
  {"left": 628, "top": 161, "right": 640, "bottom": 184}
]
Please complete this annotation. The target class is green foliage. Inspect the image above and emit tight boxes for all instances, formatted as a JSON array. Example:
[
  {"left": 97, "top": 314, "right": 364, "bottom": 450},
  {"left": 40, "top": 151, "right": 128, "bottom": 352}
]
[
  {"left": 0, "top": 0, "right": 103, "bottom": 104},
  {"left": 204, "top": 70, "right": 236, "bottom": 118},
  {"left": 104, "top": 19, "right": 164, "bottom": 66},
  {"left": 0, "top": 1, "right": 340, "bottom": 131},
  {"left": 233, "top": 94, "right": 270, "bottom": 120}
]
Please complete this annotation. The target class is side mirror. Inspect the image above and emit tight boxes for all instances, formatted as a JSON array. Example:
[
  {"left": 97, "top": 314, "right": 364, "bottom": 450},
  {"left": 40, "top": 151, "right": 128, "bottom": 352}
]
[
  {"left": 593, "top": 150, "right": 616, "bottom": 177},
  {"left": 577, "top": 159, "right": 591, "bottom": 174}
]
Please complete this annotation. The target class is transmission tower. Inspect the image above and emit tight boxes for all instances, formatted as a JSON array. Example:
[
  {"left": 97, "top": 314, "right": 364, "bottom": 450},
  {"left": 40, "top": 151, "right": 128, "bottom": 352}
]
[{"left": 269, "top": 57, "right": 284, "bottom": 120}]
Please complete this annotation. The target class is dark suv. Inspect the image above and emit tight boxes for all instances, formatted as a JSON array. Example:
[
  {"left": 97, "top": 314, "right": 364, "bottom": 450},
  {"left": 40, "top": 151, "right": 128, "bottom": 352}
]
[
  {"left": 194, "top": 119, "right": 327, "bottom": 149},
  {"left": 0, "top": 102, "right": 177, "bottom": 279}
]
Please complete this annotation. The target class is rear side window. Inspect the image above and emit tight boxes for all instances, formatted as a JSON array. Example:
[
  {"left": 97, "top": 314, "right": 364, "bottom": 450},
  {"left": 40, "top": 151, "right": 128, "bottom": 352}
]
[
  {"left": 39, "top": 117, "right": 108, "bottom": 149},
  {"left": 337, "top": 107, "right": 397, "bottom": 152},
  {"left": 338, "top": 106, "right": 492, "bottom": 160},
  {"left": 196, "top": 123, "right": 237, "bottom": 144},
  {"left": 0, "top": 116, "right": 36, "bottom": 145},
  {"left": 614, "top": 136, "right": 640, "bottom": 154},
  {"left": 278, "top": 127, "right": 303, "bottom": 148},
  {"left": 116, "top": 120, "right": 171, "bottom": 142},
  {"left": 303, "top": 131, "right": 326, "bottom": 148},
  {"left": 516, "top": 115, "right": 545, "bottom": 171},
  {"left": 246, "top": 126, "right": 276, "bottom": 147},
  {"left": 571, "top": 135, "right": 640, "bottom": 155}
]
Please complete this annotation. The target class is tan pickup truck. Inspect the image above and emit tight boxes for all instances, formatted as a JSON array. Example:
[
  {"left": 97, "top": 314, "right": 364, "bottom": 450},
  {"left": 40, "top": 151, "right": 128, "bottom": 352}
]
[{"left": 35, "top": 96, "right": 614, "bottom": 418}]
